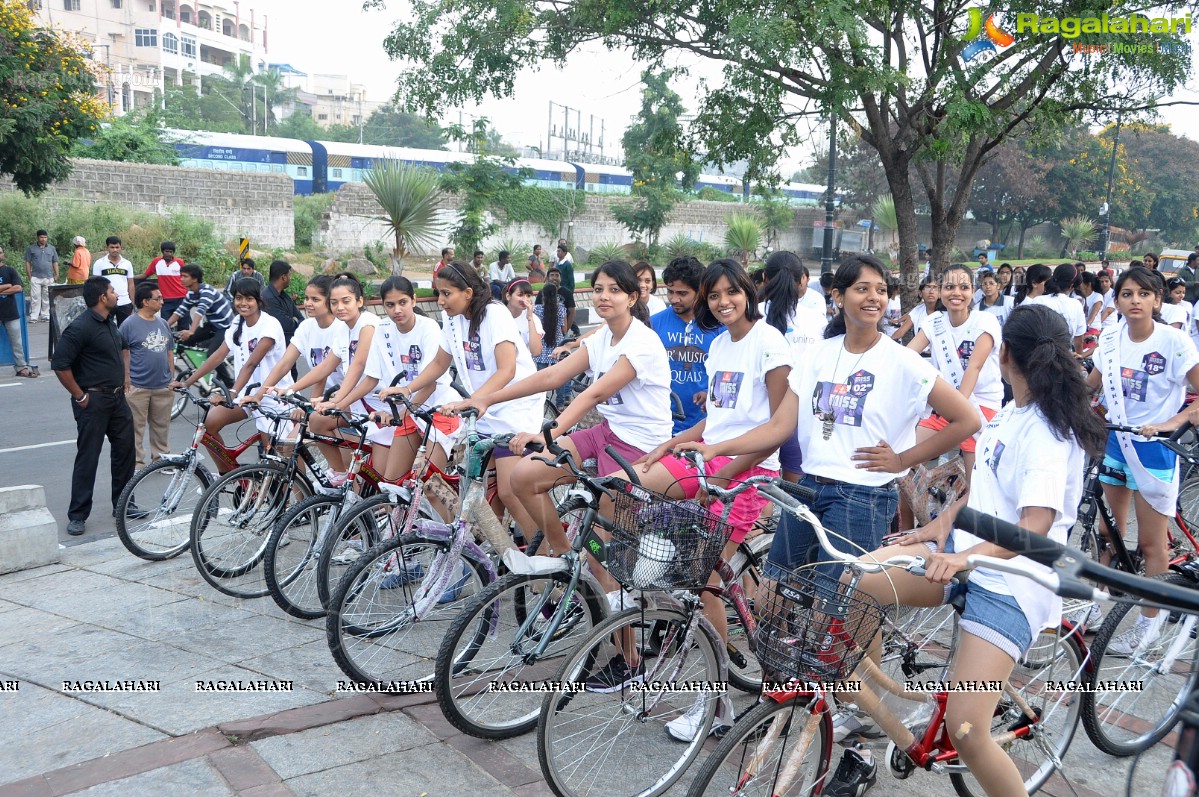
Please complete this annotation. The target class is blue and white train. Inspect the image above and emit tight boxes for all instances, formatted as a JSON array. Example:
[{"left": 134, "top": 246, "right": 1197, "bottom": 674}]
[{"left": 169, "top": 129, "right": 829, "bottom": 205}]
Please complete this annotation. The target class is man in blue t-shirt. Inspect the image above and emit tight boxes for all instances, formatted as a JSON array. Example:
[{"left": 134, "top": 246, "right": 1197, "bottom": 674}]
[{"left": 650, "top": 257, "right": 721, "bottom": 435}]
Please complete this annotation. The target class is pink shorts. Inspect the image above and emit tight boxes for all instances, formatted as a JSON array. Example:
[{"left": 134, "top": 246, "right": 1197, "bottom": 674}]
[
  {"left": 660, "top": 450, "right": 777, "bottom": 544},
  {"left": 567, "top": 421, "right": 648, "bottom": 478}
]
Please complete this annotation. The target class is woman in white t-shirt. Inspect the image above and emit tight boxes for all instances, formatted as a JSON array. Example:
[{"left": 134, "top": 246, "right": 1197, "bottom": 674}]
[
  {"left": 177, "top": 278, "right": 290, "bottom": 471},
  {"left": 311, "top": 274, "right": 380, "bottom": 479},
  {"left": 889, "top": 276, "right": 940, "bottom": 347},
  {"left": 1162, "top": 277, "right": 1194, "bottom": 333},
  {"left": 336, "top": 277, "right": 460, "bottom": 481},
  {"left": 1013, "top": 263, "right": 1049, "bottom": 306},
  {"left": 1024, "top": 263, "right": 1086, "bottom": 354},
  {"left": 635, "top": 261, "right": 668, "bottom": 316},
  {"left": 1095, "top": 270, "right": 1119, "bottom": 328},
  {"left": 850, "top": 304, "right": 1107, "bottom": 797},
  {"left": 1077, "top": 271, "right": 1104, "bottom": 335},
  {"left": 1085, "top": 266, "right": 1199, "bottom": 653},
  {"left": 687, "top": 255, "right": 978, "bottom": 575},
  {"left": 251, "top": 275, "right": 349, "bottom": 405},
  {"left": 504, "top": 279, "right": 544, "bottom": 357},
  {"left": 382, "top": 261, "right": 543, "bottom": 538},
  {"left": 907, "top": 264, "right": 1004, "bottom": 481},
  {"left": 976, "top": 269, "right": 1010, "bottom": 327},
  {"left": 444, "top": 259, "right": 672, "bottom": 561}
]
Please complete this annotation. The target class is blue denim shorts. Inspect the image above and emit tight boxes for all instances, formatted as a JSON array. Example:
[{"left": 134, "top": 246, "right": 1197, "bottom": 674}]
[
  {"left": 939, "top": 536, "right": 1032, "bottom": 661},
  {"left": 765, "top": 474, "right": 898, "bottom": 580}
]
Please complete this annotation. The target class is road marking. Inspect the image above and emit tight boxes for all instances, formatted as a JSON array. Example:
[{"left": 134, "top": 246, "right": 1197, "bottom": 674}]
[
  {"left": 0, "top": 382, "right": 21, "bottom": 388},
  {"left": 0, "top": 439, "right": 75, "bottom": 454}
]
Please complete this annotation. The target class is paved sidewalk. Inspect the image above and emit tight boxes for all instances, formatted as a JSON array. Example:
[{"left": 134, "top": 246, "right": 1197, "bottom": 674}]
[{"left": 0, "top": 536, "right": 1178, "bottom": 796}]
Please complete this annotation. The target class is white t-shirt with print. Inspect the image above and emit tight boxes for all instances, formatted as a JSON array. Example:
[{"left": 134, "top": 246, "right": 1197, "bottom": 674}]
[
  {"left": 439, "top": 304, "right": 541, "bottom": 436},
  {"left": 882, "top": 296, "right": 902, "bottom": 336},
  {"left": 1162, "top": 301, "right": 1193, "bottom": 331},
  {"left": 797, "top": 289, "right": 826, "bottom": 316},
  {"left": 703, "top": 321, "right": 792, "bottom": 470},
  {"left": 1101, "top": 289, "right": 1120, "bottom": 328},
  {"left": 918, "top": 310, "right": 1003, "bottom": 410},
  {"left": 1092, "top": 322, "right": 1199, "bottom": 426},
  {"left": 345, "top": 312, "right": 380, "bottom": 368},
  {"left": 759, "top": 300, "right": 826, "bottom": 367},
  {"left": 224, "top": 312, "right": 290, "bottom": 397},
  {"left": 92, "top": 257, "right": 137, "bottom": 306},
  {"left": 791, "top": 334, "right": 940, "bottom": 486},
  {"left": 977, "top": 294, "right": 1011, "bottom": 327},
  {"left": 1025, "top": 294, "right": 1086, "bottom": 337},
  {"left": 365, "top": 314, "right": 457, "bottom": 411},
  {"left": 953, "top": 403, "right": 1083, "bottom": 637},
  {"left": 514, "top": 309, "right": 545, "bottom": 351},
  {"left": 1082, "top": 292, "right": 1104, "bottom": 327},
  {"left": 582, "top": 319, "right": 673, "bottom": 453},
  {"left": 291, "top": 317, "right": 350, "bottom": 389}
]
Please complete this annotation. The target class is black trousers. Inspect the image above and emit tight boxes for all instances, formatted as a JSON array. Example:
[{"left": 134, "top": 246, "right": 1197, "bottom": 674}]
[
  {"left": 114, "top": 304, "right": 133, "bottom": 325},
  {"left": 68, "top": 391, "right": 136, "bottom": 522}
]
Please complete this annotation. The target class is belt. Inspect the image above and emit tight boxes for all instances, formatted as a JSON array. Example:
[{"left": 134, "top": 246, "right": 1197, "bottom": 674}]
[
  {"left": 810, "top": 475, "right": 896, "bottom": 489},
  {"left": 85, "top": 386, "right": 124, "bottom": 394}
]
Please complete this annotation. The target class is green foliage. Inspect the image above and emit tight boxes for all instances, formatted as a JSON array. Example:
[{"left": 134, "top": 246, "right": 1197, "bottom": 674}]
[
  {"left": 0, "top": 0, "right": 105, "bottom": 193},
  {"left": 293, "top": 193, "right": 335, "bottom": 249},
  {"left": 362, "top": 240, "right": 389, "bottom": 272},
  {"left": 492, "top": 186, "right": 582, "bottom": 238},
  {"left": 612, "top": 187, "right": 681, "bottom": 248},
  {"left": 438, "top": 121, "right": 527, "bottom": 255},
  {"left": 1020, "top": 235, "right": 1055, "bottom": 259},
  {"left": 870, "top": 195, "right": 898, "bottom": 233},
  {"left": 662, "top": 233, "right": 700, "bottom": 262},
  {"left": 72, "top": 110, "right": 179, "bottom": 165},
  {"left": 587, "top": 242, "right": 627, "bottom": 265},
  {"left": 490, "top": 238, "right": 532, "bottom": 264},
  {"left": 272, "top": 109, "right": 325, "bottom": 141},
  {"left": 696, "top": 187, "right": 739, "bottom": 202},
  {"left": 362, "top": 160, "right": 443, "bottom": 274},
  {"left": 724, "top": 213, "right": 762, "bottom": 261},
  {"left": 755, "top": 191, "right": 795, "bottom": 249},
  {"left": 1060, "top": 216, "right": 1097, "bottom": 256},
  {"left": 162, "top": 82, "right": 244, "bottom": 133}
]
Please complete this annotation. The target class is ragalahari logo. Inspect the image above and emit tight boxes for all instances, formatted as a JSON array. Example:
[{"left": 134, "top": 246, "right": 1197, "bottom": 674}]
[{"left": 961, "top": 8, "right": 1015, "bottom": 62}]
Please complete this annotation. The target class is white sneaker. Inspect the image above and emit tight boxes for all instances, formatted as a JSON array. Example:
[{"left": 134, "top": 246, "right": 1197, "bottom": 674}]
[
  {"left": 1067, "top": 602, "right": 1104, "bottom": 631},
  {"left": 331, "top": 540, "right": 363, "bottom": 565},
  {"left": 606, "top": 588, "right": 639, "bottom": 613},
  {"left": 832, "top": 707, "right": 883, "bottom": 743},
  {"left": 1107, "top": 613, "right": 1165, "bottom": 657},
  {"left": 665, "top": 699, "right": 730, "bottom": 742}
]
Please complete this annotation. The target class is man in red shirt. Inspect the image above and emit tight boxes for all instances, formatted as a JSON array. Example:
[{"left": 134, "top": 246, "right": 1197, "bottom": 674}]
[
  {"left": 433, "top": 246, "right": 454, "bottom": 278},
  {"left": 143, "top": 241, "right": 187, "bottom": 327}
]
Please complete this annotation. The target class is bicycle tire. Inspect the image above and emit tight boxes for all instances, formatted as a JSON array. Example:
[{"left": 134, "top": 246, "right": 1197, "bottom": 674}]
[
  {"left": 325, "top": 531, "right": 491, "bottom": 685},
  {"left": 949, "top": 629, "right": 1085, "bottom": 797},
  {"left": 314, "top": 492, "right": 414, "bottom": 610},
  {"left": 170, "top": 366, "right": 190, "bottom": 420},
  {"left": 435, "top": 570, "right": 605, "bottom": 739},
  {"left": 685, "top": 696, "right": 831, "bottom": 797},
  {"left": 1177, "top": 474, "right": 1199, "bottom": 541},
  {"left": 536, "top": 605, "right": 723, "bottom": 797},
  {"left": 263, "top": 493, "right": 345, "bottom": 619},
  {"left": 116, "top": 457, "right": 212, "bottom": 560},
  {"left": 1081, "top": 572, "right": 1199, "bottom": 756},
  {"left": 724, "top": 532, "right": 771, "bottom": 693},
  {"left": 189, "top": 461, "right": 311, "bottom": 598}
]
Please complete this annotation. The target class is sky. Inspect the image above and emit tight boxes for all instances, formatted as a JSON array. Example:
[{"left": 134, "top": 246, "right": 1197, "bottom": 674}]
[{"left": 252, "top": 0, "right": 1199, "bottom": 176}]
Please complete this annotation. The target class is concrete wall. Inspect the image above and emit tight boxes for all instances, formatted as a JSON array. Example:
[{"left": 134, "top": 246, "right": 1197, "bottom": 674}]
[
  {"left": 314, "top": 182, "right": 1066, "bottom": 260},
  {"left": 0, "top": 159, "right": 296, "bottom": 248}
]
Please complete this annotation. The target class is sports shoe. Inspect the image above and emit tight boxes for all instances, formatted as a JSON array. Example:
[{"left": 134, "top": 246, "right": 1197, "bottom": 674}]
[
  {"left": 438, "top": 560, "right": 471, "bottom": 603},
  {"left": 832, "top": 707, "right": 884, "bottom": 743},
  {"left": 66, "top": 519, "right": 86, "bottom": 536},
  {"left": 824, "top": 744, "right": 877, "bottom": 797},
  {"left": 1067, "top": 602, "right": 1104, "bottom": 632},
  {"left": 324, "top": 468, "right": 351, "bottom": 487},
  {"left": 665, "top": 698, "right": 731, "bottom": 742},
  {"left": 331, "top": 540, "right": 364, "bottom": 565},
  {"left": 607, "top": 588, "right": 639, "bottom": 613},
  {"left": 584, "top": 654, "right": 645, "bottom": 693},
  {"left": 1107, "top": 613, "right": 1165, "bottom": 657}
]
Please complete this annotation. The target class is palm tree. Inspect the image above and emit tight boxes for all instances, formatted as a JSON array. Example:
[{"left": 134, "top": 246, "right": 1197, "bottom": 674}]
[
  {"left": 1060, "top": 216, "right": 1097, "bottom": 258},
  {"left": 871, "top": 194, "right": 899, "bottom": 258},
  {"left": 363, "top": 160, "right": 444, "bottom": 275},
  {"left": 252, "top": 69, "right": 299, "bottom": 134},
  {"left": 724, "top": 213, "right": 762, "bottom": 265}
]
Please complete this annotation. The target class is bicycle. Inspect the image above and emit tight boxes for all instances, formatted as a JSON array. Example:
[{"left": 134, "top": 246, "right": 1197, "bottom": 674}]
[
  {"left": 114, "top": 385, "right": 262, "bottom": 560},
  {"left": 170, "top": 336, "right": 233, "bottom": 420},
  {"left": 323, "top": 407, "right": 524, "bottom": 687},
  {"left": 1081, "top": 421, "right": 1199, "bottom": 756},
  {"left": 686, "top": 481, "right": 1086, "bottom": 797}
]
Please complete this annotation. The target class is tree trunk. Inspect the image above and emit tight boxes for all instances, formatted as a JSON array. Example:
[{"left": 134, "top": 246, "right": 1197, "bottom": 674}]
[
  {"left": 990, "top": 210, "right": 1000, "bottom": 242},
  {"left": 391, "top": 240, "right": 404, "bottom": 276},
  {"left": 1017, "top": 223, "right": 1029, "bottom": 259},
  {"left": 887, "top": 173, "right": 922, "bottom": 311}
]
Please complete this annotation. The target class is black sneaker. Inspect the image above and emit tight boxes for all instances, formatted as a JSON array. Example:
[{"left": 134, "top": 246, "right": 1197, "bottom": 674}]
[
  {"left": 824, "top": 745, "right": 877, "bottom": 797},
  {"left": 583, "top": 655, "right": 645, "bottom": 693}
]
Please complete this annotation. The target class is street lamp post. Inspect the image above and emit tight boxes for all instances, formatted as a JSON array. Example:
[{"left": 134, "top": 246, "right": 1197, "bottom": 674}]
[
  {"left": 1097, "top": 111, "right": 1123, "bottom": 267},
  {"left": 821, "top": 114, "right": 837, "bottom": 278}
]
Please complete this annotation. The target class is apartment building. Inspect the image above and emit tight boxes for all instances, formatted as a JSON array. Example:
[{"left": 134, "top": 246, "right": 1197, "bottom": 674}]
[
  {"left": 32, "top": 0, "right": 267, "bottom": 114},
  {"left": 270, "top": 67, "right": 383, "bottom": 130}
]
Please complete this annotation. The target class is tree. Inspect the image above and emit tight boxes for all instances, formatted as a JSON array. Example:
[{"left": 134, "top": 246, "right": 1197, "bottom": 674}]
[
  {"left": 1060, "top": 216, "right": 1097, "bottom": 257},
  {"left": 724, "top": 213, "right": 762, "bottom": 262},
  {"left": 362, "top": 160, "right": 444, "bottom": 275},
  {"left": 71, "top": 109, "right": 178, "bottom": 165},
  {"left": 1107, "top": 124, "right": 1199, "bottom": 245},
  {"left": 799, "top": 133, "right": 890, "bottom": 212},
  {"left": 437, "top": 120, "right": 528, "bottom": 254},
  {"left": 0, "top": 0, "right": 105, "bottom": 192},
  {"left": 969, "top": 138, "right": 1054, "bottom": 257},
  {"left": 272, "top": 108, "right": 324, "bottom": 140},
  {"left": 375, "top": 0, "right": 1194, "bottom": 304},
  {"left": 357, "top": 107, "right": 447, "bottom": 149},
  {"left": 251, "top": 69, "right": 300, "bottom": 134},
  {"left": 163, "top": 82, "right": 243, "bottom": 132},
  {"left": 612, "top": 69, "right": 698, "bottom": 247}
]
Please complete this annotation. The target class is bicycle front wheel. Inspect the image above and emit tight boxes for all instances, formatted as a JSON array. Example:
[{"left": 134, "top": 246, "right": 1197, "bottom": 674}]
[
  {"left": 949, "top": 629, "right": 1084, "bottom": 797},
  {"left": 1081, "top": 572, "right": 1199, "bottom": 756},
  {"left": 189, "top": 462, "right": 310, "bottom": 598},
  {"left": 116, "top": 458, "right": 211, "bottom": 560},
  {"left": 685, "top": 697, "right": 831, "bottom": 797},
  {"left": 315, "top": 493, "right": 411, "bottom": 610},
  {"left": 537, "top": 606, "right": 724, "bottom": 797},
  {"left": 435, "top": 570, "right": 604, "bottom": 739},
  {"left": 263, "top": 494, "right": 345, "bottom": 619}
]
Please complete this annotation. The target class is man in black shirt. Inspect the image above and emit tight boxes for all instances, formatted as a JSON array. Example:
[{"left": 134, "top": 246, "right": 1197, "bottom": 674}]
[
  {"left": 51, "top": 276, "right": 136, "bottom": 536},
  {"left": 263, "top": 260, "right": 303, "bottom": 343}
]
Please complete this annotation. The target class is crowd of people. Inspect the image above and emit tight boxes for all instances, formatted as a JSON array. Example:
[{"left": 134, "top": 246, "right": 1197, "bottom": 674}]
[{"left": 24, "top": 226, "right": 1199, "bottom": 796}]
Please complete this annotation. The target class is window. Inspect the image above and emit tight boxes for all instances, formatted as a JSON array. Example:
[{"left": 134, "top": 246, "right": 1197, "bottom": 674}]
[
  {"left": 180, "top": 35, "right": 195, "bottom": 58},
  {"left": 197, "top": 10, "right": 211, "bottom": 29},
  {"left": 64, "top": 0, "right": 80, "bottom": 10},
  {"left": 331, "top": 168, "right": 343, "bottom": 180},
  {"left": 147, "top": 0, "right": 154, "bottom": 9},
  {"left": 162, "top": 0, "right": 174, "bottom": 19},
  {"left": 317, "top": 113, "right": 328, "bottom": 121},
  {"left": 112, "top": 0, "right": 122, "bottom": 7},
  {"left": 179, "top": 8, "right": 190, "bottom": 23},
  {"left": 135, "top": 28, "right": 158, "bottom": 47},
  {"left": 296, "top": 166, "right": 308, "bottom": 177},
  {"left": 162, "top": 32, "right": 178, "bottom": 54},
  {"left": 222, "top": 18, "right": 234, "bottom": 36}
]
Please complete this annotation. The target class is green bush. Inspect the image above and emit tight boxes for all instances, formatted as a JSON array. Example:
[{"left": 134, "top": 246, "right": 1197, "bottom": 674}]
[
  {"left": 294, "top": 193, "right": 335, "bottom": 250},
  {"left": 696, "top": 187, "right": 739, "bottom": 202},
  {"left": 662, "top": 233, "right": 699, "bottom": 262},
  {"left": 587, "top": 241, "right": 627, "bottom": 265}
]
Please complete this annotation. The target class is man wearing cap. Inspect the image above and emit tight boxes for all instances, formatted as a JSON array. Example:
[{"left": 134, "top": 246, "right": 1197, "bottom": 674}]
[
  {"left": 68, "top": 237, "right": 90, "bottom": 284},
  {"left": 143, "top": 241, "right": 188, "bottom": 326}
]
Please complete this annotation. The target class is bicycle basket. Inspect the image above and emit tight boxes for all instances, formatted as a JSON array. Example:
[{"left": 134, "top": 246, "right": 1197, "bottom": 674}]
[
  {"left": 604, "top": 481, "right": 731, "bottom": 591},
  {"left": 754, "top": 569, "right": 884, "bottom": 684}
]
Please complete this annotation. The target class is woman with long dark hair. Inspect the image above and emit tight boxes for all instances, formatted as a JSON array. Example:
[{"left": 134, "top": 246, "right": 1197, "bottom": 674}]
[{"left": 1023, "top": 263, "right": 1086, "bottom": 353}]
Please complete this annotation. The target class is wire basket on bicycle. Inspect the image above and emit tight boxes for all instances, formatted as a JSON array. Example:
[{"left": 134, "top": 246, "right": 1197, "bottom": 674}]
[
  {"left": 604, "top": 480, "right": 731, "bottom": 591},
  {"left": 754, "top": 568, "right": 885, "bottom": 684}
]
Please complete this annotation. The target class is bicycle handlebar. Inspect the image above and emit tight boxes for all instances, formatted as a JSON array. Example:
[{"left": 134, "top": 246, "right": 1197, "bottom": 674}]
[{"left": 1105, "top": 421, "right": 1195, "bottom": 460}]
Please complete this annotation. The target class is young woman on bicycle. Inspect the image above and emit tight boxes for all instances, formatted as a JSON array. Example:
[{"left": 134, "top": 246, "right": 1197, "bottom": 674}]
[
  {"left": 249, "top": 275, "right": 348, "bottom": 408},
  {"left": 312, "top": 274, "right": 379, "bottom": 481},
  {"left": 504, "top": 278, "right": 544, "bottom": 358},
  {"left": 442, "top": 259, "right": 672, "bottom": 560},
  {"left": 843, "top": 304, "right": 1106, "bottom": 797},
  {"left": 176, "top": 278, "right": 290, "bottom": 471},
  {"left": 1024, "top": 263, "right": 1087, "bottom": 354},
  {"left": 333, "top": 276, "right": 459, "bottom": 482},
  {"left": 906, "top": 264, "right": 1003, "bottom": 480},
  {"left": 1086, "top": 266, "right": 1199, "bottom": 654},
  {"left": 379, "top": 262, "right": 543, "bottom": 536}
]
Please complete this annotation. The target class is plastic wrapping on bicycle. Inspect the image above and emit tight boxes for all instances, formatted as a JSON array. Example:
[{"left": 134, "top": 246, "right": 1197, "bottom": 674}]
[
  {"left": 754, "top": 568, "right": 884, "bottom": 685},
  {"left": 603, "top": 481, "right": 732, "bottom": 591}
]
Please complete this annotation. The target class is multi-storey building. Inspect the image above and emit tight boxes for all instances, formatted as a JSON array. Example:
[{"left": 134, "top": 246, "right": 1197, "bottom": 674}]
[{"left": 31, "top": 0, "right": 267, "bottom": 114}]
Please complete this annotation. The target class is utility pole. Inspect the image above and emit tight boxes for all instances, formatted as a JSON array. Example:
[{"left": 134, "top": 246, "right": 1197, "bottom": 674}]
[
  {"left": 821, "top": 114, "right": 837, "bottom": 278},
  {"left": 1097, "top": 110, "right": 1123, "bottom": 267}
]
